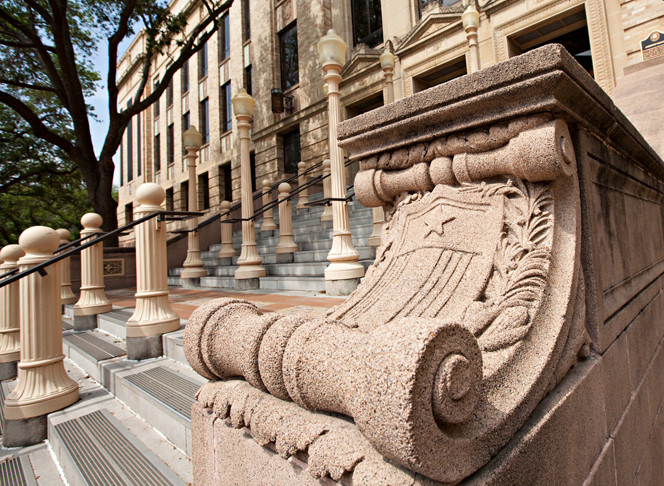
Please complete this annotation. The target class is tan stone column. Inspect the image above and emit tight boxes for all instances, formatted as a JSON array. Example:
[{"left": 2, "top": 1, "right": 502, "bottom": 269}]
[
  {"left": 319, "top": 30, "right": 364, "bottom": 295},
  {"left": 55, "top": 229, "right": 77, "bottom": 305},
  {"left": 4, "top": 227, "right": 78, "bottom": 447},
  {"left": 0, "top": 245, "right": 25, "bottom": 380},
  {"left": 321, "top": 159, "right": 333, "bottom": 228},
  {"left": 463, "top": 6, "right": 481, "bottom": 73},
  {"left": 296, "top": 162, "right": 309, "bottom": 210},
  {"left": 73, "top": 213, "right": 112, "bottom": 330},
  {"left": 260, "top": 179, "right": 277, "bottom": 233},
  {"left": 217, "top": 200, "right": 238, "bottom": 264},
  {"left": 276, "top": 183, "right": 298, "bottom": 264},
  {"left": 126, "top": 183, "right": 181, "bottom": 360},
  {"left": 233, "top": 89, "right": 265, "bottom": 290},
  {"left": 181, "top": 127, "right": 207, "bottom": 285}
]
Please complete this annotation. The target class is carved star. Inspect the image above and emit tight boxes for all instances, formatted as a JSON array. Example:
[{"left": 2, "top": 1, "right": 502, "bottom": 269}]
[{"left": 423, "top": 207, "right": 455, "bottom": 239}]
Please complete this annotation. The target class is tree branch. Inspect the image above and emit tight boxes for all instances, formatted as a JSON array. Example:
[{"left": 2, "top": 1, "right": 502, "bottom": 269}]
[
  {"left": 0, "top": 78, "right": 59, "bottom": 93},
  {"left": 0, "top": 166, "right": 77, "bottom": 193}
]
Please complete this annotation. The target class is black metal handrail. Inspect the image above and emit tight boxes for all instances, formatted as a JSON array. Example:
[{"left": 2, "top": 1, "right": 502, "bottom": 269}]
[
  {"left": 57, "top": 232, "right": 105, "bottom": 253},
  {"left": 0, "top": 210, "right": 203, "bottom": 290}
]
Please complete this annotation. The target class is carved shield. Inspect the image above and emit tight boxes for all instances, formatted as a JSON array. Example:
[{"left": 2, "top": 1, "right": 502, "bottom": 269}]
[{"left": 337, "top": 184, "right": 504, "bottom": 329}]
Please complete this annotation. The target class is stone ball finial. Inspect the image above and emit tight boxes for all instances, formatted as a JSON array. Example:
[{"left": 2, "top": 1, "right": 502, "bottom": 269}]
[
  {"left": 81, "top": 213, "right": 103, "bottom": 230},
  {"left": 298, "top": 162, "right": 306, "bottom": 170},
  {"left": 279, "top": 183, "right": 291, "bottom": 195},
  {"left": 262, "top": 179, "right": 271, "bottom": 188},
  {"left": 323, "top": 159, "right": 331, "bottom": 169},
  {"left": 136, "top": 183, "right": 165, "bottom": 207},
  {"left": 221, "top": 200, "right": 231, "bottom": 211},
  {"left": 0, "top": 244, "right": 25, "bottom": 264},
  {"left": 55, "top": 228, "right": 71, "bottom": 244},
  {"left": 18, "top": 226, "right": 60, "bottom": 256}
]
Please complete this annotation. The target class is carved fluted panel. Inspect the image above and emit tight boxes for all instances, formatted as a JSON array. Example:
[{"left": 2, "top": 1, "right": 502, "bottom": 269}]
[{"left": 74, "top": 214, "right": 112, "bottom": 316}]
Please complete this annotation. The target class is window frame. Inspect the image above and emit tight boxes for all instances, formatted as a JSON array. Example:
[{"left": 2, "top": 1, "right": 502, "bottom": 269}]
[
  {"left": 351, "top": 0, "right": 383, "bottom": 48},
  {"left": 279, "top": 22, "right": 299, "bottom": 91}
]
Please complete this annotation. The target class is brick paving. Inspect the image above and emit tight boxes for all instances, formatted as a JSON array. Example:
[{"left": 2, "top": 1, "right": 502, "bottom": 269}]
[{"left": 105, "top": 288, "right": 347, "bottom": 320}]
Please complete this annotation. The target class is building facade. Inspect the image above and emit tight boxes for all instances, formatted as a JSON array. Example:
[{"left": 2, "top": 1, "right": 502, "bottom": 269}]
[{"left": 115, "top": 0, "right": 664, "bottom": 233}]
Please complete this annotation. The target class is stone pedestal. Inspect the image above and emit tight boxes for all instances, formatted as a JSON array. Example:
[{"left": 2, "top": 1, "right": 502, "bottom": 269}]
[
  {"left": 320, "top": 160, "right": 333, "bottom": 227},
  {"left": 276, "top": 183, "right": 298, "bottom": 261},
  {"left": 73, "top": 213, "right": 112, "bottom": 329},
  {"left": 0, "top": 245, "right": 25, "bottom": 380},
  {"left": 260, "top": 180, "right": 277, "bottom": 233},
  {"left": 296, "top": 162, "right": 309, "bottom": 211},
  {"left": 126, "top": 184, "right": 181, "bottom": 360},
  {"left": 181, "top": 144, "right": 207, "bottom": 280},
  {"left": 4, "top": 226, "right": 78, "bottom": 446},
  {"left": 217, "top": 200, "right": 237, "bottom": 262},
  {"left": 55, "top": 229, "right": 77, "bottom": 305}
]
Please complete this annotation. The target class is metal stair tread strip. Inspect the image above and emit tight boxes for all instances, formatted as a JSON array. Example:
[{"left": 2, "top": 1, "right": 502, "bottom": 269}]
[
  {"left": 0, "top": 456, "right": 38, "bottom": 486},
  {"left": 77, "top": 332, "right": 126, "bottom": 355},
  {"left": 61, "top": 318, "right": 74, "bottom": 331},
  {"left": 54, "top": 409, "right": 186, "bottom": 486},
  {"left": 143, "top": 366, "right": 202, "bottom": 396},
  {"left": 63, "top": 334, "right": 125, "bottom": 361}
]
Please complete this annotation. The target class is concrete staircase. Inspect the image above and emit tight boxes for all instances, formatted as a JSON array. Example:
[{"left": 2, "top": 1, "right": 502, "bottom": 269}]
[{"left": 168, "top": 192, "right": 377, "bottom": 291}]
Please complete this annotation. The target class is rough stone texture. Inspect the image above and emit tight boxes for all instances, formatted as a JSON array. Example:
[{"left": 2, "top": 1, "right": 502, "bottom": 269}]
[
  {"left": 180, "top": 277, "right": 200, "bottom": 289},
  {"left": 276, "top": 253, "right": 294, "bottom": 264},
  {"left": 185, "top": 45, "right": 664, "bottom": 485},
  {"left": 324, "top": 277, "right": 360, "bottom": 296},
  {"left": 73, "top": 314, "right": 97, "bottom": 331},
  {"left": 0, "top": 361, "right": 17, "bottom": 380},
  {"left": 235, "top": 277, "right": 260, "bottom": 291},
  {"left": 126, "top": 335, "right": 163, "bottom": 361},
  {"left": 2, "top": 415, "right": 47, "bottom": 447}
]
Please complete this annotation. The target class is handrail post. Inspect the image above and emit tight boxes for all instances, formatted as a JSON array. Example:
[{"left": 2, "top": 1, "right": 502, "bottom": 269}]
[
  {"left": 180, "top": 132, "right": 208, "bottom": 286},
  {"left": 276, "top": 183, "right": 298, "bottom": 263},
  {"left": 260, "top": 179, "right": 277, "bottom": 234},
  {"left": 296, "top": 162, "right": 310, "bottom": 211},
  {"left": 217, "top": 200, "right": 238, "bottom": 265},
  {"left": 126, "top": 184, "right": 181, "bottom": 360},
  {"left": 3, "top": 227, "right": 79, "bottom": 447},
  {"left": 233, "top": 92, "right": 266, "bottom": 290},
  {"left": 56, "top": 229, "right": 78, "bottom": 305},
  {"left": 321, "top": 159, "right": 333, "bottom": 229},
  {"left": 73, "top": 214, "right": 112, "bottom": 330},
  {"left": 0, "top": 245, "right": 25, "bottom": 380}
]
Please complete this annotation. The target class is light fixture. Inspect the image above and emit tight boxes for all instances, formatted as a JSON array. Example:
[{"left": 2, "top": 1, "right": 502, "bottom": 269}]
[
  {"left": 462, "top": 6, "right": 480, "bottom": 30},
  {"left": 380, "top": 49, "right": 395, "bottom": 70},
  {"left": 317, "top": 29, "right": 347, "bottom": 68},
  {"left": 183, "top": 126, "right": 202, "bottom": 149},
  {"left": 232, "top": 88, "right": 255, "bottom": 117},
  {"left": 323, "top": 84, "right": 328, "bottom": 97}
]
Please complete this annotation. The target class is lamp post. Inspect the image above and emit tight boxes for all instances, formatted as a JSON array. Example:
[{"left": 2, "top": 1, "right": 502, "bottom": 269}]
[
  {"left": 462, "top": 5, "right": 481, "bottom": 73},
  {"left": 233, "top": 88, "right": 265, "bottom": 289},
  {"left": 180, "top": 126, "right": 207, "bottom": 285},
  {"left": 318, "top": 29, "right": 364, "bottom": 296},
  {"left": 369, "top": 43, "right": 397, "bottom": 249}
]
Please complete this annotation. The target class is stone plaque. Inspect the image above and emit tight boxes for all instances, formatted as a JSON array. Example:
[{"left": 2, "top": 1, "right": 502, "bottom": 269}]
[
  {"left": 641, "top": 31, "right": 664, "bottom": 61},
  {"left": 103, "top": 258, "right": 125, "bottom": 277}
]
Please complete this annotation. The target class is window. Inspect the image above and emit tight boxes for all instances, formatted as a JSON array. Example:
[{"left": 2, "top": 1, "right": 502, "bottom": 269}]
[
  {"left": 183, "top": 112, "right": 190, "bottom": 132},
  {"left": 346, "top": 93, "right": 384, "bottom": 118},
  {"left": 181, "top": 182, "right": 189, "bottom": 211},
  {"left": 199, "top": 42, "right": 208, "bottom": 79},
  {"left": 250, "top": 152, "right": 256, "bottom": 193},
  {"left": 243, "top": 0, "right": 251, "bottom": 40},
  {"left": 167, "top": 80, "right": 174, "bottom": 107},
  {"left": 165, "top": 188, "right": 174, "bottom": 211},
  {"left": 200, "top": 98, "right": 210, "bottom": 144},
  {"left": 125, "top": 203, "right": 133, "bottom": 224},
  {"left": 182, "top": 60, "right": 190, "bottom": 94},
  {"left": 280, "top": 23, "right": 299, "bottom": 91},
  {"left": 167, "top": 123, "right": 174, "bottom": 165},
  {"left": 245, "top": 65, "right": 252, "bottom": 97},
  {"left": 153, "top": 79, "right": 160, "bottom": 117},
  {"left": 119, "top": 140, "right": 124, "bottom": 185},
  {"left": 127, "top": 118, "right": 133, "bottom": 182},
  {"left": 412, "top": 59, "right": 467, "bottom": 93},
  {"left": 154, "top": 133, "right": 161, "bottom": 172},
  {"left": 223, "top": 164, "right": 232, "bottom": 201},
  {"left": 219, "top": 14, "right": 230, "bottom": 62},
  {"left": 221, "top": 82, "right": 232, "bottom": 133},
  {"left": 198, "top": 172, "right": 210, "bottom": 210},
  {"left": 351, "top": 0, "right": 383, "bottom": 48},
  {"left": 282, "top": 128, "right": 300, "bottom": 174},
  {"left": 137, "top": 113, "right": 141, "bottom": 177}
]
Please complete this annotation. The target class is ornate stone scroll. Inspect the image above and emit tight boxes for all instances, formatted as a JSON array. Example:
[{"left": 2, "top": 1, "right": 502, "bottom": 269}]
[{"left": 185, "top": 116, "right": 590, "bottom": 484}]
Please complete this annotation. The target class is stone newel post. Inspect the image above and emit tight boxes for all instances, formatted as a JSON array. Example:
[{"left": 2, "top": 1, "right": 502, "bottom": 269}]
[
  {"left": 233, "top": 88, "right": 265, "bottom": 290},
  {"left": 0, "top": 245, "right": 25, "bottom": 380},
  {"left": 260, "top": 180, "right": 277, "bottom": 233},
  {"left": 276, "top": 183, "right": 298, "bottom": 263},
  {"left": 217, "top": 201, "right": 238, "bottom": 264},
  {"left": 321, "top": 159, "right": 333, "bottom": 228},
  {"left": 463, "top": 6, "right": 481, "bottom": 73},
  {"left": 296, "top": 162, "right": 309, "bottom": 210},
  {"left": 55, "top": 229, "right": 77, "bottom": 305},
  {"left": 73, "top": 213, "right": 112, "bottom": 330},
  {"left": 318, "top": 30, "right": 364, "bottom": 295},
  {"left": 180, "top": 126, "right": 207, "bottom": 285},
  {"left": 4, "top": 227, "right": 79, "bottom": 447},
  {"left": 126, "top": 183, "right": 181, "bottom": 360}
]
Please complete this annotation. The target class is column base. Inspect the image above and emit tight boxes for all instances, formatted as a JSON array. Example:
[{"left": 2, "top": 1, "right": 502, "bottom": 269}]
[
  {"left": 0, "top": 361, "right": 17, "bottom": 380},
  {"left": 218, "top": 257, "right": 233, "bottom": 266},
  {"left": 260, "top": 229, "right": 275, "bottom": 237},
  {"left": 235, "top": 278, "right": 260, "bottom": 291},
  {"left": 127, "top": 335, "right": 164, "bottom": 360},
  {"left": 181, "top": 277, "right": 201, "bottom": 289},
  {"left": 276, "top": 253, "right": 294, "bottom": 264},
  {"left": 2, "top": 414, "right": 47, "bottom": 447},
  {"left": 368, "top": 236, "right": 382, "bottom": 247},
  {"left": 321, "top": 220, "right": 333, "bottom": 231},
  {"left": 73, "top": 314, "right": 97, "bottom": 331},
  {"left": 325, "top": 278, "right": 361, "bottom": 296},
  {"left": 180, "top": 268, "right": 208, "bottom": 279}
]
